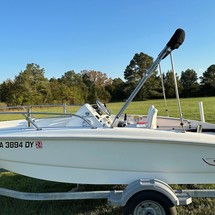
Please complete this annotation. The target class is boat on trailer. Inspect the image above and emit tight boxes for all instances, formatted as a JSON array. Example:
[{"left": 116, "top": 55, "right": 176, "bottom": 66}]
[{"left": 0, "top": 29, "right": 215, "bottom": 186}]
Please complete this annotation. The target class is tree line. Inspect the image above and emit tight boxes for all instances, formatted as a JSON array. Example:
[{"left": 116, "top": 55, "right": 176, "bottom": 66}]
[{"left": 0, "top": 52, "right": 214, "bottom": 106}]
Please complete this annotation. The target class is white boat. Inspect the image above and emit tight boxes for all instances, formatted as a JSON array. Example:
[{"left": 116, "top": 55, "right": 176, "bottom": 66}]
[{"left": 0, "top": 28, "right": 215, "bottom": 185}]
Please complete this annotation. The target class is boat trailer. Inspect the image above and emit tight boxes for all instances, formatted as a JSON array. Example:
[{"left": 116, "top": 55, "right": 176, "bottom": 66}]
[{"left": 1, "top": 178, "right": 215, "bottom": 215}]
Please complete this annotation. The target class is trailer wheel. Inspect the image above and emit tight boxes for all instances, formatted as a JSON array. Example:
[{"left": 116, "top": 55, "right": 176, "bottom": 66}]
[{"left": 123, "top": 190, "right": 177, "bottom": 215}]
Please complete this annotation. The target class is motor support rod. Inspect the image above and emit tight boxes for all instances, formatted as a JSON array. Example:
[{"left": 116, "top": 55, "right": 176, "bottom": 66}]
[
  {"left": 112, "top": 29, "right": 185, "bottom": 126},
  {"left": 170, "top": 52, "right": 184, "bottom": 131},
  {"left": 158, "top": 63, "right": 169, "bottom": 117}
]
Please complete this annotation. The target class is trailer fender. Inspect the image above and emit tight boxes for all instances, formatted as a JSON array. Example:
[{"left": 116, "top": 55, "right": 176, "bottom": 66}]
[{"left": 109, "top": 179, "right": 179, "bottom": 207}]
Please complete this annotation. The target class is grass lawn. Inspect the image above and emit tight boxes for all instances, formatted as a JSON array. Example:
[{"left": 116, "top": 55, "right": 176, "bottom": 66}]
[{"left": 0, "top": 97, "right": 215, "bottom": 215}]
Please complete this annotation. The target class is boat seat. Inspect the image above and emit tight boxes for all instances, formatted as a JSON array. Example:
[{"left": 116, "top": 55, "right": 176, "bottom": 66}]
[
  {"left": 147, "top": 105, "right": 155, "bottom": 121},
  {"left": 136, "top": 105, "right": 158, "bottom": 129},
  {"left": 137, "top": 105, "right": 155, "bottom": 124},
  {"left": 147, "top": 107, "right": 158, "bottom": 129}
]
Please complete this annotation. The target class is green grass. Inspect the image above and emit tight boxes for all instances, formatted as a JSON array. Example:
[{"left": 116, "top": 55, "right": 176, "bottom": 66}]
[
  {"left": 107, "top": 97, "right": 215, "bottom": 123},
  {"left": 0, "top": 172, "right": 123, "bottom": 215},
  {"left": 0, "top": 97, "right": 215, "bottom": 214}
]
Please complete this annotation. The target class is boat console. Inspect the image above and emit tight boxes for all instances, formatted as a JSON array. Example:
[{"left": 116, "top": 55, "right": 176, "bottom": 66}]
[{"left": 68, "top": 103, "right": 112, "bottom": 128}]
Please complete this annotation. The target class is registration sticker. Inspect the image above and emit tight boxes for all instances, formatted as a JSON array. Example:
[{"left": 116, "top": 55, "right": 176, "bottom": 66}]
[{"left": 35, "top": 141, "right": 43, "bottom": 149}]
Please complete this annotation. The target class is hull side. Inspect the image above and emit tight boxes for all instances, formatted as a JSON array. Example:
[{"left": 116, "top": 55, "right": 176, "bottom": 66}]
[
  {"left": 1, "top": 128, "right": 215, "bottom": 184},
  {"left": 1, "top": 160, "right": 215, "bottom": 185}
]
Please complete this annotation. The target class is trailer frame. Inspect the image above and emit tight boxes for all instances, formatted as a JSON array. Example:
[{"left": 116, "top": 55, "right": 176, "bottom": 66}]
[{"left": 1, "top": 178, "right": 215, "bottom": 214}]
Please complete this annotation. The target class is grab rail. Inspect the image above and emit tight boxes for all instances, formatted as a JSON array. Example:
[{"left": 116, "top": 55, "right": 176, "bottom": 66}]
[{"left": 0, "top": 112, "right": 96, "bottom": 130}]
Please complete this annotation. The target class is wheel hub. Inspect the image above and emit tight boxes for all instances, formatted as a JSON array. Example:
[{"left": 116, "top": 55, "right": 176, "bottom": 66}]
[{"left": 134, "top": 200, "right": 166, "bottom": 215}]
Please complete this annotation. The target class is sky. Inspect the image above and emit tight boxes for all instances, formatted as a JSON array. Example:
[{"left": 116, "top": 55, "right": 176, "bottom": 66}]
[{"left": 0, "top": 0, "right": 214, "bottom": 83}]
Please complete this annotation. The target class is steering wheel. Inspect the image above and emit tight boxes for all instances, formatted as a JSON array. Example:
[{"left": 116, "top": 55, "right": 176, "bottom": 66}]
[{"left": 96, "top": 100, "right": 111, "bottom": 116}]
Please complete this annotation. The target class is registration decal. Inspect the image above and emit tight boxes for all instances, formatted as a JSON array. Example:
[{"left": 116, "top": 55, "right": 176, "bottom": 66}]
[
  {"left": 0, "top": 141, "right": 43, "bottom": 149},
  {"left": 35, "top": 141, "right": 43, "bottom": 149}
]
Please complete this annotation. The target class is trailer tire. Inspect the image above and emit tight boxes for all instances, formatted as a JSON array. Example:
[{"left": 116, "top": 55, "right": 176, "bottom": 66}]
[{"left": 123, "top": 190, "right": 177, "bottom": 215}]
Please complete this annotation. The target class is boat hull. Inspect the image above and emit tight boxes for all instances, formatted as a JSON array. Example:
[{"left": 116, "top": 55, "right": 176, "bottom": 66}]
[{"left": 1, "top": 128, "right": 215, "bottom": 184}]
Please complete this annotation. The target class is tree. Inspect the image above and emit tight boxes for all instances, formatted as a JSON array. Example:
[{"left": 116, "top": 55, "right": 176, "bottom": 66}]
[
  {"left": 95, "top": 85, "right": 111, "bottom": 103},
  {"left": 164, "top": 71, "right": 183, "bottom": 98},
  {"left": 180, "top": 69, "right": 199, "bottom": 97},
  {"left": 200, "top": 65, "right": 215, "bottom": 96},
  {"left": 81, "top": 70, "right": 112, "bottom": 87},
  {"left": 49, "top": 78, "right": 66, "bottom": 103},
  {"left": 81, "top": 73, "right": 97, "bottom": 103},
  {"left": 106, "top": 78, "right": 126, "bottom": 102},
  {"left": 124, "top": 52, "right": 162, "bottom": 100},
  {"left": 0, "top": 79, "right": 15, "bottom": 105},
  {"left": 60, "top": 70, "right": 88, "bottom": 104},
  {"left": 124, "top": 52, "right": 153, "bottom": 82},
  {"left": 81, "top": 70, "right": 112, "bottom": 103},
  {"left": 9, "top": 63, "right": 51, "bottom": 105}
]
